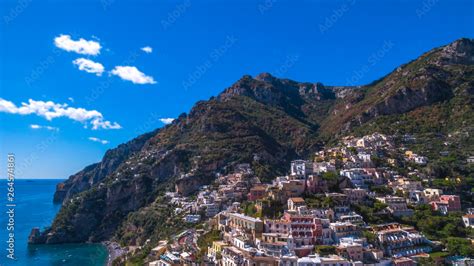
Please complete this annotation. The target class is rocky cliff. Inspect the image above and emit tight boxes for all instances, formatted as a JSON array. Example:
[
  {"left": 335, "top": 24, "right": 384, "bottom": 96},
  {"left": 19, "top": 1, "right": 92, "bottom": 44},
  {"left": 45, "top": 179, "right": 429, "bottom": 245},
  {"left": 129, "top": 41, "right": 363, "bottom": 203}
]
[
  {"left": 53, "top": 129, "right": 159, "bottom": 203},
  {"left": 324, "top": 38, "right": 474, "bottom": 134}
]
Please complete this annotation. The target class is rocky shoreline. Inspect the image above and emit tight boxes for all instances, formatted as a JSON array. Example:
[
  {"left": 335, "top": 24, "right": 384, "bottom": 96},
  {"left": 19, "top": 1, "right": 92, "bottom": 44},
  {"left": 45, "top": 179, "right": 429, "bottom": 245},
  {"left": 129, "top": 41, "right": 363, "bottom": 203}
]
[{"left": 103, "top": 241, "right": 127, "bottom": 266}]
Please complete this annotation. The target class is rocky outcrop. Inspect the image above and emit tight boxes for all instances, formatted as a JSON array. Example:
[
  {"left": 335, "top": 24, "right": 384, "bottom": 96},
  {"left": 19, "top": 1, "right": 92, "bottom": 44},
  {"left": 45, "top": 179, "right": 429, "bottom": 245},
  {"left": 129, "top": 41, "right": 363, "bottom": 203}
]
[
  {"left": 175, "top": 175, "right": 212, "bottom": 196},
  {"left": 328, "top": 38, "right": 474, "bottom": 133},
  {"left": 357, "top": 76, "right": 453, "bottom": 124},
  {"left": 219, "top": 73, "right": 338, "bottom": 106},
  {"left": 53, "top": 129, "right": 158, "bottom": 203},
  {"left": 28, "top": 227, "right": 44, "bottom": 244},
  {"left": 436, "top": 38, "right": 474, "bottom": 65}
]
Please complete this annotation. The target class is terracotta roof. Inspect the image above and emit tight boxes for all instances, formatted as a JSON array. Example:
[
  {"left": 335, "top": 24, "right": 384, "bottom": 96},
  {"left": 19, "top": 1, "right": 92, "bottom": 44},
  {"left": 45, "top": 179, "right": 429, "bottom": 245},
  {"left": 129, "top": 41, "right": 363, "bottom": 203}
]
[
  {"left": 251, "top": 185, "right": 266, "bottom": 191},
  {"left": 289, "top": 197, "right": 305, "bottom": 203},
  {"left": 393, "top": 257, "right": 414, "bottom": 262}
]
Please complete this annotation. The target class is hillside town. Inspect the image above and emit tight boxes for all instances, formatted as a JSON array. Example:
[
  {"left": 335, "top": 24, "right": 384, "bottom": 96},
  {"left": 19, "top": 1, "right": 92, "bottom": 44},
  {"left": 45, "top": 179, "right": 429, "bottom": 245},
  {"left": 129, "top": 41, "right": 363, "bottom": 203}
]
[{"left": 115, "top": 133, "right": 473, "bottom": 266}]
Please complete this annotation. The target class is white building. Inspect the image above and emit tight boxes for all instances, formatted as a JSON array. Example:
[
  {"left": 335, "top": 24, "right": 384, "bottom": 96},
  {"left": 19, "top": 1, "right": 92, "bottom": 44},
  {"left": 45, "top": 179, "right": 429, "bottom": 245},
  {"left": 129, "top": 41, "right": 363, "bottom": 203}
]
[
  {"left": 340, "top": 169, "right": 373, "bottom": 188},
  {"left": 463, "top": 214, "right": 474, "bottom": 228},
  {"left": 203, "top": 203, "right": 220, "bottom": 217},
  {"left": 313, "top": 162, "right": 336, "bottom": 173},
  {"left": 357, "top": 152, "right": 372, "bottom": 163},
  {"left": 291, "top": 160, "right": 313, "bottom": 177},
  {"left": 184, "top": 214, "right": 201, "bottom": 223},
  {"left": 297, "top": 254, "right": 350, "bottom": 266}
]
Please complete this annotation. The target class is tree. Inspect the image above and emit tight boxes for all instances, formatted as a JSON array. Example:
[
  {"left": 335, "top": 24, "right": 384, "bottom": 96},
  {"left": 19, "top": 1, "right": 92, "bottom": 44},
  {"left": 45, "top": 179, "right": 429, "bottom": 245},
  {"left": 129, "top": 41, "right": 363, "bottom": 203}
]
[
  {"left": 370, "top": 185, "right": 393, "bottom": 195},
  {"left": 400, "top": 205, "right": 470, "bottom": 241},
  {"left": 395, "top": 189, "right": 405, "bottom": 197},
  {"left": 446, "top": 237, "right": 474, "bottom": 257},
  {"left": 243, "top": 202, "right": 258, "bottom": 217},
  {"left": 261, "top": 200, "right": 284, "bottom": 219},
  {"left": 362, "top": 230, "right": 377, "bottom": 245},
  {"left": 197, "top": 230, "right": 221, "bottom": 261},
  {"left": 373, "top": 201, "right": 388, "bottom": 212},
  {"left": 321, "top": 171, "right": 338, "bottom": 182},
  {"left": 371, "top": 155, "right": 385, "bottom": 167},
  {"left": 348, "top": 147, "right": 358, "bottom": 154},
  {"left": 315, "top": 245, "right": 336, "bottom": 256}
]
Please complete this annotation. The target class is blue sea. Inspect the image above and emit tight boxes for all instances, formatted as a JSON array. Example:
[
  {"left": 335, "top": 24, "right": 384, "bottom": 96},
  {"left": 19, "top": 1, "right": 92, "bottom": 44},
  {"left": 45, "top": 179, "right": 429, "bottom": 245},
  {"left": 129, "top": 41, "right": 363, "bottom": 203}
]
[{"left": 0, "top": 179, "right": 107, "bottom": 266}]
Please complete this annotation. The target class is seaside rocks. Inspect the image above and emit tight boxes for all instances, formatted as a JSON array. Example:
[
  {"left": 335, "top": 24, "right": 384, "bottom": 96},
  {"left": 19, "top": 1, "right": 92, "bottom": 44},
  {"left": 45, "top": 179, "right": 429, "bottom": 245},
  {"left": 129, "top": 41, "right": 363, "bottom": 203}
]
[{"left": 28, "top": 227, "right": 45, "bottom": 244}]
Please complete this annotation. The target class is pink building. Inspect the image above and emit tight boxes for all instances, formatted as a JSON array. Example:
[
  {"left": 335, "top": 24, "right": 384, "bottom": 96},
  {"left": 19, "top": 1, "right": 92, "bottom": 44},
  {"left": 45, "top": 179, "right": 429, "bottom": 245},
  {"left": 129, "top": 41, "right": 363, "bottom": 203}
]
[
  {"left": 248, "top": 185, "right": 267, "bottom": 201},
  {"left": 431, "top": 195, "right": 461, "bottom": 214},
  {"left": 265, "top": 212, "right": 324, "bottom": 257},
  {"left": 284, "top": 213, "right": 323, "bottom": 257}
]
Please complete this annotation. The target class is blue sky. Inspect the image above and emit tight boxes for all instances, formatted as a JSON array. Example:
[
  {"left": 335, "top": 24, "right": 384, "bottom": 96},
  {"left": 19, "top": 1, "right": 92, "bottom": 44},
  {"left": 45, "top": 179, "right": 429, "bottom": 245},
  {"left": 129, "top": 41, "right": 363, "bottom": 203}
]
[{"left": 0, "top": 0, "right": 473, "bottom": 178}]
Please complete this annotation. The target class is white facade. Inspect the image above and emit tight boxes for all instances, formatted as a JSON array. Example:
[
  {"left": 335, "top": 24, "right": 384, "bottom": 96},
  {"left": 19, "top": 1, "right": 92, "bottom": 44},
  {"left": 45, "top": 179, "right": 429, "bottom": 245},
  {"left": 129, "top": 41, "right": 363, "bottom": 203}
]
[{"left": 291, "top": 160, "right": 313, "bottom": 177}]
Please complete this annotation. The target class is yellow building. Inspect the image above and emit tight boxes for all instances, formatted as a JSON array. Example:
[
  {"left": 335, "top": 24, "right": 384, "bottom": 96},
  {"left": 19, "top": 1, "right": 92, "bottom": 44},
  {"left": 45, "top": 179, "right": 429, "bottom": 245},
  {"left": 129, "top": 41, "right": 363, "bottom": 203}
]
[{"left": 207, "top": 241, "right": 229, "bottom": 259}]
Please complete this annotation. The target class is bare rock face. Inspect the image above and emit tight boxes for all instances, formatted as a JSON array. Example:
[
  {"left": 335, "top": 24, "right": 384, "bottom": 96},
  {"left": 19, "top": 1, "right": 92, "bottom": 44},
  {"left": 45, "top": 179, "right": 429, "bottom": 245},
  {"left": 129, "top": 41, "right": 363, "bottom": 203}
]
[
  {"left": 336, "top": 38, "right": 474, "bottom": 132},
  {"left": 363, "top": 76, "right": 453, "bottom": 119},
  {"left": 219, "top": 73, "right": 336, "bottom": 106},
  {"left": 437, "top": 38, "right": 474, "bottom": 65},
  {"left": 175, "top": 175, "right": 211, "bottom": 196},
  {"left": 28, "top": 227, "right": 44, "bottom": 244},
  {"left": 53, "top": 129, "right": 158, "bottom": 203},
  {"left": 219, "top": 74, "right": 290, "bottom": 105}
]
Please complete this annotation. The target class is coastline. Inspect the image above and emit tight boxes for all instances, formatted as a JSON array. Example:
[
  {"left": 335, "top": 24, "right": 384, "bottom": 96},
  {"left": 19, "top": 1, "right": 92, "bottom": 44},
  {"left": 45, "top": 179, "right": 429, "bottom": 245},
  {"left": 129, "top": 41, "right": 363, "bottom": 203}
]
[{"left": 103, "top": 241, "right": 127, "bottom": 266}]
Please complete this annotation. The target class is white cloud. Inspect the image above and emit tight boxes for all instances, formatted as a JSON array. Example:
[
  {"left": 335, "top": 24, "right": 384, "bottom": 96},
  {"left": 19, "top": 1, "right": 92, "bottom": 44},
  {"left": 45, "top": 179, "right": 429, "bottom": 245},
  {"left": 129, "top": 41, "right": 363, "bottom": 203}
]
[
  {"left": 141, "top": 46, "right": 153, "bottom": 53},
  {"left": 73, "top": 58, "right": 105, "bottom": 76},
  {"left": 0, "top": 98, "right": 121, "bottom": 130},
  {"left": 110, "top": 66, "right": 156, "bottom": 85},
  {"left": 159, "top": 118, "right": 174, "bottom": 124},
  {"left": 88, "top": 137, "right": 109, "bottom": 145},
  {"left": 68, "top": 97, "right": 74, "bottom": 103},
  {"left": 91, "top": 119, "right": 122, "bottom": 130},
  {"left": 30, "top": 124, "right": 59, "bottom": 131},
  {"left": 54, "top": 34, "right": 102, "bottom": 56}
]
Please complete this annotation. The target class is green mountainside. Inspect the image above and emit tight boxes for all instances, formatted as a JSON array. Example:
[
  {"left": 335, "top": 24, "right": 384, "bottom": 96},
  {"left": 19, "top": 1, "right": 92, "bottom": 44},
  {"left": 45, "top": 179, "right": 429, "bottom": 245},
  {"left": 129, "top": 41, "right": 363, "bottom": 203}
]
[{"left": 35, "top": 38, "right": 473, "bottom": 245}]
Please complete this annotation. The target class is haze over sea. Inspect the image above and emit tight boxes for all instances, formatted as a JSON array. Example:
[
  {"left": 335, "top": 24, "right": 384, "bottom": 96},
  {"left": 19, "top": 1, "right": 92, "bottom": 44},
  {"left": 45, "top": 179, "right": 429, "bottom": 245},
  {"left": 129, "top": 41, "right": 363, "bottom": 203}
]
[{"left": 0, "top": 179, "right": 107, "bottom": 266}]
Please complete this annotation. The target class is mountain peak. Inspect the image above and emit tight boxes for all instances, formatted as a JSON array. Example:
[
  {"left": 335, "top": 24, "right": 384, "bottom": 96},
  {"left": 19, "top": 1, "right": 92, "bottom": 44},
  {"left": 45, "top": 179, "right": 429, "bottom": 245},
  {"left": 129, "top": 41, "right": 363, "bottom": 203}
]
[
  {"left": 450, "top": 37, "right": 474, "bottom": 47},
  {"left": 255, "top": 72, "right": 277, "bottom": 82},
  {"left": 219, "top": 74, "right": 276, "bottom": 101},
  {"left": 437, "top": 38, "right": 474, "bottom": 65}
]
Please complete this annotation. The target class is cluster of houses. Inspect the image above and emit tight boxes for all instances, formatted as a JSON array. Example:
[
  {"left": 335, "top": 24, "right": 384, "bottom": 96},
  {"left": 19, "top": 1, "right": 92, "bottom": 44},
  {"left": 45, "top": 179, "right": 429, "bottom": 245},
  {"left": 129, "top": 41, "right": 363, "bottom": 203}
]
[
  {"left": 145, "top": 133, "right": 471, "bottom": 266},
  {"left": 204, "top": 196, "right": 435, "bottom": 266},
  {"left": 404, "top": 151, "right": 428, "bottom": 166}
]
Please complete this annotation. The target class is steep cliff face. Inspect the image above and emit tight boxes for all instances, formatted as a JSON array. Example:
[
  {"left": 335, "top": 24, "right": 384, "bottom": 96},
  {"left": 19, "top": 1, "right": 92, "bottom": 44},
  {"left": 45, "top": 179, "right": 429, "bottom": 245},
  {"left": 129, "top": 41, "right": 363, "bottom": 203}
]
[
  {"left": 53, "top": 129, "right": 158, "bottom": 203},
  {"left": 36, "top": 38, "right": 473, "bottom": 245},
  {"left": 41, "top": 148, "right": 191, "bottom": 243},
  {"left": 323, "top": 38, "right": 474, "bottom": 134}
]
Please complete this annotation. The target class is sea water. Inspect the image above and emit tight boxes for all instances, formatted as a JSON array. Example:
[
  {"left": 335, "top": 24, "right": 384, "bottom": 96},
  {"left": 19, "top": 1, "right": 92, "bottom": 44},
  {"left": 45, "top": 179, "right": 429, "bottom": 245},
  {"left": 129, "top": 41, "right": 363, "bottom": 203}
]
[{"left": 0, "top": 179, "right": 107, "bottom": 266}]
